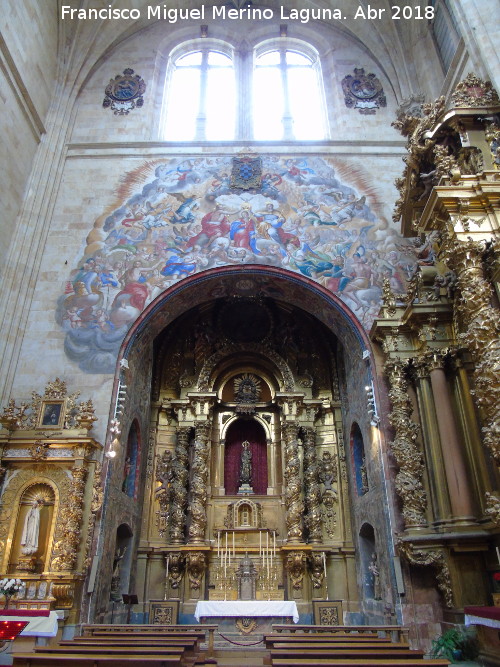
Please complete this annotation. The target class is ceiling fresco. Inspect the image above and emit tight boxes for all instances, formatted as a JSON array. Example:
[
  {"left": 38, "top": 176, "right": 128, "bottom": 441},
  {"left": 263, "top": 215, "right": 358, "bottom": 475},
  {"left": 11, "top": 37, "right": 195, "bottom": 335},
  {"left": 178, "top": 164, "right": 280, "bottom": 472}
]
[{"left": 57, "top": 155, "right": 433, "bottom": 372}]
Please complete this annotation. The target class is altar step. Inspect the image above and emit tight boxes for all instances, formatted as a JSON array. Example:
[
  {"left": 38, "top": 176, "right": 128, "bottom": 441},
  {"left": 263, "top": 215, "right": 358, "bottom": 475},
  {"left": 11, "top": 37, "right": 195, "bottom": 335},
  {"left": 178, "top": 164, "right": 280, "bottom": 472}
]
[{"left": 214, "top": 648, "right": 269, "bottom": 666}]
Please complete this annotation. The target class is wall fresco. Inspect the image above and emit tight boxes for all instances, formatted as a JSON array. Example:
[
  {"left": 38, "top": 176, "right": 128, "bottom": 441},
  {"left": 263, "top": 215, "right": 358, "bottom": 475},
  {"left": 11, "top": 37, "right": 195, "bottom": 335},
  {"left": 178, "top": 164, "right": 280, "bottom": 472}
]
[{"left": 57, "top": 155, "right": 432, "bottom": 372}]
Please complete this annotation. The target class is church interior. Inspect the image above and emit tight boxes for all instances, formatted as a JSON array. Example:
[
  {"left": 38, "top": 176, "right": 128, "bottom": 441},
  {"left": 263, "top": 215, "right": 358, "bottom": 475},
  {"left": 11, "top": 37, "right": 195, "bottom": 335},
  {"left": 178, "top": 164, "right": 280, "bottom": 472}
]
[{"left": 0, "top": 0, "right": 499, "bottom": 665}]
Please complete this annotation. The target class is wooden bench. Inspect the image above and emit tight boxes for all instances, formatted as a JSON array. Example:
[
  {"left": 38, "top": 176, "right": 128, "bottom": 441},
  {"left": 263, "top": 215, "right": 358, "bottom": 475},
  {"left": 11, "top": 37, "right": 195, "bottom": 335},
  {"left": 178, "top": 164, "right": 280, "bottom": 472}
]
[
  {"left": 269, "top": 660, "right": 450, "bottom": 667},
  {"left": 81, "top": 624, "right": 218, "bottom": 656},
  {"left": 13, "top": 654, "right": 187, "bottom": 667},
  {"left": 268, "top": 647, "right": 426, "bottom": 660},
  {"left": 265, "top": 634, "right": 396, "bottom": 647},
  {"left": 272, "top": 625, "right": 409, "bottom": 643},
  {"left": 81, "top": 625, "right": 216, "bottom": 655}
]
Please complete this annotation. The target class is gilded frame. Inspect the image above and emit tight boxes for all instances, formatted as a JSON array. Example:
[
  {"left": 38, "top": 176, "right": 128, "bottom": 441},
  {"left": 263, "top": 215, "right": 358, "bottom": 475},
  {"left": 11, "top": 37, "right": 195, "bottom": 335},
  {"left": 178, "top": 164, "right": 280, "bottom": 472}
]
[
  {"left": 38, "top": 400, "right": 65, "bottom": 429},
  {"left": 148, "top": 599, "right": 179, "bottom": 625},
  {"left": 313, "top": 599, "right": 343, "bottom": 626}
]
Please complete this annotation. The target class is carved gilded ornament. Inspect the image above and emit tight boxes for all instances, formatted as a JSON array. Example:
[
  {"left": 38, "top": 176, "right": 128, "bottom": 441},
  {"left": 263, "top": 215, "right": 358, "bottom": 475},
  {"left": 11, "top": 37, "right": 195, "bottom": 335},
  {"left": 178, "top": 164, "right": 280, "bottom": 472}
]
[
  {"left": 50, "top": 465, "right": 88, "bottom": 571},
  {"left": 170, "top": 428, "right": 190, "bottom": 544},
  {"left": 188, "top": 421, "right": 211, "bottom": 544},
  {"left": 451, "top": 73, "right": 500, "bottom": 108},
  {"left": 485, "top": 492, "right": 500, "bottom": 526},
  {"left": 302, "top": 428, "right": 322, "bottom": 544},
  {"left": 0, "top": 466, "right": 70, "bottom": 574},
  {"left": 83, "top": 463, "right": 103, "bottom": 570},
  {"left": 385, "top": 360, "right": 427, "bottom": 528},
  {"left": 282, "top": 422, "right": 304, "bottom": 542},
  {"left": 397, "top": 539, "right": 453, "bottom": 608},
  {"left": 439, "top": 234, "right": 500, "bottom": 463},
  {"left": 286, "top": 551, "right": 306, "bottom": 590},
  {"left": 0, "top": 379, "right": 97, "bottom": 432},
  {"left": 186, "top": 551, "right": 207, "bottom": 590},
  {"left": 166, "top": 552, "right": 185, "bottom": 589},
  {"left": 198, "top": 342, "right": 294, "bottom": 392},
  {"left": 308, "top": 552, "right": 326, "bottom": 589}
]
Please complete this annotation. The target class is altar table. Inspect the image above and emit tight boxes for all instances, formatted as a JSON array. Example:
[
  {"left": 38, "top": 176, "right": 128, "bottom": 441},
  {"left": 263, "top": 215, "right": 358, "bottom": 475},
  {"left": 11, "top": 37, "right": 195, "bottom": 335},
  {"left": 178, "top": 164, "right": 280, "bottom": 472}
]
[
  {"left": 464, "top": 605, "right": 500, "bottom": 629},
  {"left": 0, "top": 610, "right": 59, "bottom": 637},
  {"left": 195, "top": 600, "right": 299, "bottom": 623}
]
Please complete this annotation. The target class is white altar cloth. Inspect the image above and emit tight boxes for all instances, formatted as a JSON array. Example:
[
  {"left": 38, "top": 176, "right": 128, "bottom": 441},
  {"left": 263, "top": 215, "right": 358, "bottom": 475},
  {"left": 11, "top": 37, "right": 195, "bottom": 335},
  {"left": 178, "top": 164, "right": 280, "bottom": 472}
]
[
  {"left": 195, "top": 600, "right": 299, "bottom": 623},
  {"left": 0, "top": 611, "right": 59, "bottom": 637}
]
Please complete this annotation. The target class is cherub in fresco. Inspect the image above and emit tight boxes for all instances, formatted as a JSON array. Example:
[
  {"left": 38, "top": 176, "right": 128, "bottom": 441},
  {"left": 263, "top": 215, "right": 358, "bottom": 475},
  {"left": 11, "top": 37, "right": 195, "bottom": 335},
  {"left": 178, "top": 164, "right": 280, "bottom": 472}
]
[
  {"left": 206, "top": 172, "right": 231, "bottom": 200},
  {"left": 261, "top": 172, "right": 283, "bottom": 199},
  {"left": 282, "top": 158, "right": 315, "bottom": 184},
  {"left": 104, "top": 225, "right": 148, "bottom": 254},
  {"left": 285, "top": 240, "right": 333, "bottom": 279},
  {"left": 65, "top": 306, "right": 83, "bottom": 329},
  {"left": 207, "top": 238, "right": 247, "bottom": 266},
  {"left": 322, "top": 256, "right": 353, "bottom": 293}
]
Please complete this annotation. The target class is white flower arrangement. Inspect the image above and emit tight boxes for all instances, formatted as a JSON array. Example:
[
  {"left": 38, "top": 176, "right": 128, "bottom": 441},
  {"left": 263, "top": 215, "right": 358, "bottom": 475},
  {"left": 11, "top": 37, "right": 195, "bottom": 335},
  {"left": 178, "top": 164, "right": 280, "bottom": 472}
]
[{"left": 0, "top": 578, "right": 24, "bottom": 598}]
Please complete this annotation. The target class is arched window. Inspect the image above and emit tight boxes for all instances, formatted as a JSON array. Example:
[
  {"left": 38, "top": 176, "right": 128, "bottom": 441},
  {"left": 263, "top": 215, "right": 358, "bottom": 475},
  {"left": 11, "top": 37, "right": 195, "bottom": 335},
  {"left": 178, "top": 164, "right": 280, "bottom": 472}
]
[
  {"left": 253, "top": 45, "right": 326, "bottom": 141},
  {"left": 164, "top": 46, "right": 236, "bottom": 141},
  {"left": 162, "top": 38, "right": 328, "bottom": 142}
]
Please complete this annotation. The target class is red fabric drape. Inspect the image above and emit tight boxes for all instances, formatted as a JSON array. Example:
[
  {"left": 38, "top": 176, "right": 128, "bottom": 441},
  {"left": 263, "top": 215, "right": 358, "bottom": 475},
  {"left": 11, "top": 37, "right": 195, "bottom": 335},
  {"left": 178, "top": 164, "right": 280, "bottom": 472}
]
[{"left": 224, "top": 419, "right": 268, "bottom": 495}]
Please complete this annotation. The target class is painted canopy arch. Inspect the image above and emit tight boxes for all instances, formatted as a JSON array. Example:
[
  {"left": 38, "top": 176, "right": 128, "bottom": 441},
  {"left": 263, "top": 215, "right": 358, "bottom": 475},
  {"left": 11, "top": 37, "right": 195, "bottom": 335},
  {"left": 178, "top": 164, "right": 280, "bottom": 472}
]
[{"left": 57, "top": 155, "right": 433, "bottom": 373}]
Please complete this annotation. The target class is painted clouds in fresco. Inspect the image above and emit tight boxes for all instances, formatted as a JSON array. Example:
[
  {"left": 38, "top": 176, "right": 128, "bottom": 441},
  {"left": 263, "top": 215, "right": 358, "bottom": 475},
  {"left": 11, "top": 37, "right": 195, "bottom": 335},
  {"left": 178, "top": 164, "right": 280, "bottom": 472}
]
[{"left": 56, "top": 156, "right": 434, "bottom": 372}]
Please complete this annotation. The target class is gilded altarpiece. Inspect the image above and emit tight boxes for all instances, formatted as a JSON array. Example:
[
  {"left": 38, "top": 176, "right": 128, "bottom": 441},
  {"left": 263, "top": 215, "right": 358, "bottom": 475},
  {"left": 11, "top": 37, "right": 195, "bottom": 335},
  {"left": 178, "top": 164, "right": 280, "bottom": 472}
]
[
  {"left": 0, "top": 379, "right": 103, "bottom": 624},
  {"left": 135, "top": 298, "right": 357, "bottom": 623},
  {"left": 373, "top": 74, "right": 500, "bottom": 628}
]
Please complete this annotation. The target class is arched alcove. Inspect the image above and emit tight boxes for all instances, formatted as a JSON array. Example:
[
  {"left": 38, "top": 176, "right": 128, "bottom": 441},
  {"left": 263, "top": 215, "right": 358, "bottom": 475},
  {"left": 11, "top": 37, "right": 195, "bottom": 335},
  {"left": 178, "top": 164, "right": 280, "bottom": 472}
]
[
  {"left": 359, "top": 522, "right": 377, "bottom": 600},
  {"left": 122, "top": 420, "right": 141, "bottom": 498},
  {"left": 224, "top": 419, "right": 268, "bottom": 495},
  {"left": 10, "top": 483, "right": 55, "bottom": 574},
  {"left": 110, "top": 523, "right": 134, "bottom": 602},
  {"left": 351, "top": 423, "right": 368, "bottom": 496}
]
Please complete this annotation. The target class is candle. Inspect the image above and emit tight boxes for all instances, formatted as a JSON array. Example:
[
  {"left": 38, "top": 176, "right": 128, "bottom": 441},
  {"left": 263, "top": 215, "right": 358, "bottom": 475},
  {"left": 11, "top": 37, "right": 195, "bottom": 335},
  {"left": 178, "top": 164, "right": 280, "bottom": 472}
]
[
  {"left": 273, "top": 531, "right": 276, "bottom": 556},
  {"left": 217, "top": 531, "right": 220, "bottom": 558},
  {"left": 323, "top": 552, "right": 327, "bottom": 578},
  {"left": 166, "top": 556, "right": 169, "bottom": 582},
  {"left": 497, "top": 546, "right": 500, "bottom": 565},
  {"left": 259, "top": 531, "right": 262, "bottom": 558},
  {"left": 233, "top": 531, "right": 235, "bottom": 557}
]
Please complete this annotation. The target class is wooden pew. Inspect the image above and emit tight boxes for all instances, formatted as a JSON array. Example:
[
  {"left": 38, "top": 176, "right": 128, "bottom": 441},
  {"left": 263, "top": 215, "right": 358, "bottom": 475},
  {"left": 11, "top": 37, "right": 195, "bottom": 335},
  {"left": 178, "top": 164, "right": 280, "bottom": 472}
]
[
  {"left": 269, "top": 660, "right": 450, "bottom": 667},
  {"left": 271, "top": 625, "right": 409, "bottom": 643},
  {"left": 265, "top": 634, "right": 395, "bottom": 647},
  {"left": 13, "top": 654, "right": 187, "bottom": 667},
  {"left": 268, "top": 646, "right": 427, "bottom": 660},
  {"left": 81, "top": 624, "right": 216, "bottom": 656}
]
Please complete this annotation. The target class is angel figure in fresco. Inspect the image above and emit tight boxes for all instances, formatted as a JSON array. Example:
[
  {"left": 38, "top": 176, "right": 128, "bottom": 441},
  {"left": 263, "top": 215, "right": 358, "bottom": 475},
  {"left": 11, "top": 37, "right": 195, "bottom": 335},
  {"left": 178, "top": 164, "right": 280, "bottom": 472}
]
[
  {"left": 169, "top": 196, "right": 199, "bottom": 225},
  {"left": 256, "top": 203, "right": 299, "bottom": 257},
  {"left": 21, "top": 498, "right": 44, "bottom": 555}
]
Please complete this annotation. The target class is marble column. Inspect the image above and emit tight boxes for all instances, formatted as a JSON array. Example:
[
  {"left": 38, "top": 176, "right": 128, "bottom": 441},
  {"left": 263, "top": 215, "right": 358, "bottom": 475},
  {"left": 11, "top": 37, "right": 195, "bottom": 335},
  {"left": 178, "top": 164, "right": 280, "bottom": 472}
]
[
  {"left": 413, "top": 359, "right": 451, "bottom": 525},
  {"left": 428, "top": 354, "right": 475, "bottom": 522}
]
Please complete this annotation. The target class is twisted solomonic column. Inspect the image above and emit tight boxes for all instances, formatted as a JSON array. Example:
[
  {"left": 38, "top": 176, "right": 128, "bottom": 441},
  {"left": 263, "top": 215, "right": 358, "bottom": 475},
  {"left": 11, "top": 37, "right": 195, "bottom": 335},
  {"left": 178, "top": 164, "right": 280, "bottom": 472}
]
[
  {"left": 302, "top": 426, "right": 323, "bottom": 544},
  {"left": 188, "top": 420, "right": 211, "bottom": 545},
  {"left": 282, "top": 421, "right": 304, "bottom": 543},
  {"left": 385, "top": 359, "right": 428, "bottom": 529},
  {"left": 169, "top": 427, "right": 190, "bottom": 544}
]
